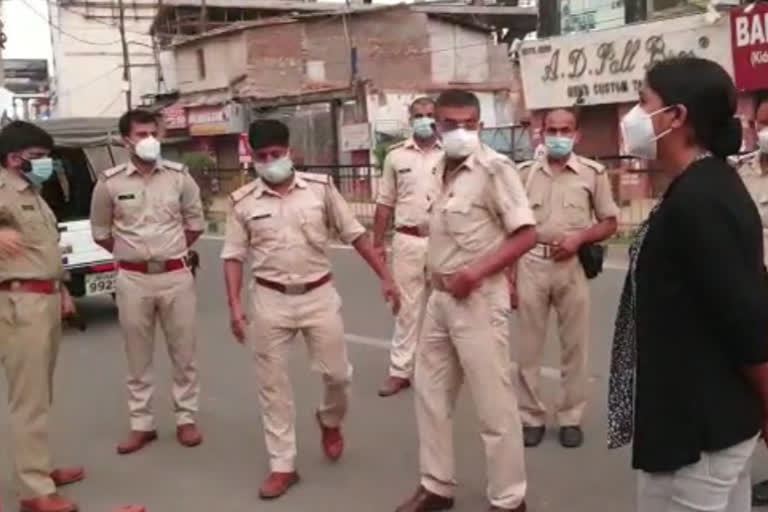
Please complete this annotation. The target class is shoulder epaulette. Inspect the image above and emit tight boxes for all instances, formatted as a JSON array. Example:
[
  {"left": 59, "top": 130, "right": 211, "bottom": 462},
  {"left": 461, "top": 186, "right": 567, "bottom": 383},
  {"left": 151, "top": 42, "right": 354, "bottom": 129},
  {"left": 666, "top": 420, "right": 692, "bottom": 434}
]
[
  {"left": 160, "top": 160, "right": 186, "bottom": 173},
  {"left": 102, "top": 164, "right": 128, "bottom": 179},
  {"left": 298, "top": 171, "right": 330, "bottom": 185},
  {"left": 387, "top": 140, "right": 407, "bottom": 152},
  {"left": 230, "top": 180, "right": 260, "bottom": 204},
  {"left": 577, "top": 155, "right": 606, "bottom": 174},
  {"left": 517, "top": 159, "right": 536, "bottom": 171}
]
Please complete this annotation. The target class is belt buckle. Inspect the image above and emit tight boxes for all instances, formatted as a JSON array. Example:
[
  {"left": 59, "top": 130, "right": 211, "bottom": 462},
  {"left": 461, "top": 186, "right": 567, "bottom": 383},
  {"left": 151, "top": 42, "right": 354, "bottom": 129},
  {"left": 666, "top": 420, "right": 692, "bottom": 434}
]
[
  {"left": 10, "top": 280, "right": 20, "bottom": 291},
  {"left": 284, "top": 283, "right": 307, "bottom": 295},
  {"left": 146, "top": 261, "right": 164, "bottom": 274}
]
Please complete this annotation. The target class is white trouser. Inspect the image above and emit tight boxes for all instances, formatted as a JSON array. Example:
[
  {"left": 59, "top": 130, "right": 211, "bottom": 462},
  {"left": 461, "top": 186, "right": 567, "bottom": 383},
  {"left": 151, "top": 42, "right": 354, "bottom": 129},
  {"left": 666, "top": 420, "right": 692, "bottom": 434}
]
[{"left": 636, "top": 435, "right": 758, "bottom": 512}]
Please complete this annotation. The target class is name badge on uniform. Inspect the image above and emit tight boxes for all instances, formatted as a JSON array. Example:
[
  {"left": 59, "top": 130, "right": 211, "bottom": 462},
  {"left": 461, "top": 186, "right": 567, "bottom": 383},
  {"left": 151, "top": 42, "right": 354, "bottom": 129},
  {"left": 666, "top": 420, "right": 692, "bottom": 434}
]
[
  {"left": 21, "top": 204, "right": 35, "bottom": 211},
  {"left": 397, "top": 168, "right": 412, "bottom": 174},
  {"left": 117, "top": 194, "right": 136, "bottom": 200},
  {"left": 250, "top": 213, "right": 272, "bottom": 220}
]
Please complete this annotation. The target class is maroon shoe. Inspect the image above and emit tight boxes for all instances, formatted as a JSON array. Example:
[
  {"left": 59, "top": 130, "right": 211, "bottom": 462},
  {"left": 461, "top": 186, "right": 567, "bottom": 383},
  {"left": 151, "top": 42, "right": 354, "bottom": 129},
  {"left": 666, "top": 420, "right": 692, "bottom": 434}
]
[
  {"left": 116, "top": 430, "right": 157, "bottom": 455},
  {"left": 378, "top": 376, "right": 411, "bottom": 397},
  {"left": 50, "top": 466, "right": 85, "bottom": 486},
  {"left": 258, "top": 471, "right": 300, "bottom": 499},
  {"left": 316, "top": 412, "right": 344, "bottom": 461},
  {"left": 177, "top": 423, "right": 203, "bottom": 447},
  {"left": 395, "top": 486, "right": 454, "bottom": 512},
  {"left": 20, "top": 494, "right": 78, "bottom": 512}
]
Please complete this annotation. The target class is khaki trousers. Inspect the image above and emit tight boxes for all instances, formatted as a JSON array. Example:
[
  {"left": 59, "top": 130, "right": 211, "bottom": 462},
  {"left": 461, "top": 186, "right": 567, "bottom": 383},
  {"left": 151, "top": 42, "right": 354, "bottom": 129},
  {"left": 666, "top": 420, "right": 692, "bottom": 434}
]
[
  {"left": 248, "top": 282, "right": 352, "bottom": 472},
  {"left": 116, "top": 268, "right": 199, "bottom": 431},
  {"left": 516, "top": 254, "right": 590, "bottom": 427},
  {"left": 415, "top": 275, "right": 527, "bottom": 509},
  {"left": 389, "top": 232, "right": 429, "bottom": 379},
  {"left": 0, "top": 291, "right": 60, "bottom": 498},
  {"left": 637, "top": 436, "right": 757, "bottom": 512}
]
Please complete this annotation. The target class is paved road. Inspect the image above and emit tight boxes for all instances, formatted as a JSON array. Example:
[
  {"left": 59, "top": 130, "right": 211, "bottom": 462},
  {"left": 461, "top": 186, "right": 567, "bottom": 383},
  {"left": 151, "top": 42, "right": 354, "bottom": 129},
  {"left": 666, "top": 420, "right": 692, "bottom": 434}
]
[{"left": 0, "top": 238, "right": 766, "bottom": 511}]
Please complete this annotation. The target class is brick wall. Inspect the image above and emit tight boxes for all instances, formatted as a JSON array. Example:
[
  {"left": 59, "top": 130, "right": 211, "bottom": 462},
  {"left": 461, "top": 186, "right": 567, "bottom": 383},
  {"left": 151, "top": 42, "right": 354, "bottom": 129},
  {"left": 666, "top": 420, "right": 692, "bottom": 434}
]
[{"left": 244, "top": 22, "right": 305, "bottom": 93}]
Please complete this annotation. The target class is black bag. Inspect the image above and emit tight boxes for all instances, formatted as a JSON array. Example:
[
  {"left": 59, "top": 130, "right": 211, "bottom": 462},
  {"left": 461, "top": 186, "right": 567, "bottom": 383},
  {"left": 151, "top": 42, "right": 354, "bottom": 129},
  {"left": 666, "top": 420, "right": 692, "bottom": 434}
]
[{"left": 578, "top": 243, "right": 605, "bottom": 279}]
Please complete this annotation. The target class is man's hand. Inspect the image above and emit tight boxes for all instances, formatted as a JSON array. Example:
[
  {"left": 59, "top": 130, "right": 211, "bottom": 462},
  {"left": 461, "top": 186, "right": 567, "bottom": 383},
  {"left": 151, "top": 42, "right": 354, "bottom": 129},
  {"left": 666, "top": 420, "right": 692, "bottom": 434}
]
[
  {"left": 381, "top": 277, "right": 401, "bottom": 315},
  {"left": 552, "top": 234, "right": 583, "bottom": 262},
  {"left": 444, "top": 267, "right": 481, "bottom": 300},
  {"left": 61, "top": 288, "right": 76, "bottom": 318},
  {"left": 0, "top": 228, "right": 23, "bottom": 259},
  {"left": 230, "top": 306, "right": 248, "bottom": 344}
]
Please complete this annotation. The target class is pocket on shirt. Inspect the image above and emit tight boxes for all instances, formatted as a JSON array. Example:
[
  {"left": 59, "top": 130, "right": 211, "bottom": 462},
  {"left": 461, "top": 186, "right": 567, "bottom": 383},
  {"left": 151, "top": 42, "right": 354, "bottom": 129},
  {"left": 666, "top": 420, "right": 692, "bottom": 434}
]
[
  {"left": 115, "top": 191, "right": 145, "bottom": 223},
  {"left": 563, "top": 187, "right": 591, "bottom": 228},
  {"left": 299, "top": 202, "right": 329, "bottom": 251},
  {"left": 442, "top": 201, "right": 486, "bottom": 252},
  {"left": 247, "top": 209, "right": 280, "bottom": 244}
]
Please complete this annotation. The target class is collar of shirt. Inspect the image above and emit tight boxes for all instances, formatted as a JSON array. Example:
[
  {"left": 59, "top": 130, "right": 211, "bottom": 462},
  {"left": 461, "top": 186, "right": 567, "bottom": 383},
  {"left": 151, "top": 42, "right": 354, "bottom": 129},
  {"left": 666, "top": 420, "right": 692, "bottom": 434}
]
[
  {"left": 435, "top": 143, "right": 490, "bottom": 184},
  {"left": 125, "top": 159, "right": 162, "bottom": 176},
  {"left": 252, "top": 173, "right": 308, "bottom": 198},
  {"left": 540, "top": 153, "right": 582, "bottom": 177},
  {"left": 404, "top": 137, "right": 442, "bottom": 153},
  {"left": 0, "top": 167, "right": 32, "bottom": 192}
]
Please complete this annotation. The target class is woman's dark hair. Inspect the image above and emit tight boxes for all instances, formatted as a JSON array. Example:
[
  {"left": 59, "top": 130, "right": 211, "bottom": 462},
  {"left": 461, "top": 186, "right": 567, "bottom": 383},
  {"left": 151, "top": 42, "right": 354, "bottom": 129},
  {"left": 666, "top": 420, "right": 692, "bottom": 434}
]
[{"left": 646, "top": 57, "right": 741, "bottom": 159}]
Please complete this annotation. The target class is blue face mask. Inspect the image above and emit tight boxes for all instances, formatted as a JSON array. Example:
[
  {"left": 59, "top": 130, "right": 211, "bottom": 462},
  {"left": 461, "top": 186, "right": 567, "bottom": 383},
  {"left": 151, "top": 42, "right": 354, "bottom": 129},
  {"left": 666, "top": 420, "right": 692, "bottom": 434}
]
[
  {"left": 412, "top": 116, "right": 436, "bottom": 139},
  {"left": 544, "top": 136, "right": 574, "bottom": 159},
  {"left": 22, "top": 157, "right": 54, "bottom": 186}
]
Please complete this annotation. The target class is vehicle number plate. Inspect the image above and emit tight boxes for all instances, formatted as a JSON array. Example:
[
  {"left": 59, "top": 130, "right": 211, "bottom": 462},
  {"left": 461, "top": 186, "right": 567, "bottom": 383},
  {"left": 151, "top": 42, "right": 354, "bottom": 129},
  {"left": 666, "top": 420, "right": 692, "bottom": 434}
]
[{"left": 85, "top": 271, "right": 117, "bottom": 296}]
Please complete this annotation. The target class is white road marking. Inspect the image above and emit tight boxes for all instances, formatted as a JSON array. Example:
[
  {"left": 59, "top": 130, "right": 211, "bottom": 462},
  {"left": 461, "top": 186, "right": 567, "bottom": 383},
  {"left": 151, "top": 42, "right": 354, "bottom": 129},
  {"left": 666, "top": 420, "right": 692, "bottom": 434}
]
[{"left": 344, "top": 333, "right": 595, "bottom": 382}]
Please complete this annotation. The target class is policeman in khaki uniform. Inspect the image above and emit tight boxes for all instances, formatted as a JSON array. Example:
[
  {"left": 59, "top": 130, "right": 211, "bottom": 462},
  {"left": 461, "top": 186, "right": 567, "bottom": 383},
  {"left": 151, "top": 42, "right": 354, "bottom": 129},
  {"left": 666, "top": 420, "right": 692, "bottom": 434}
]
[
  {"left": 222, "top": 120, "right": 399, "bottom": 500},
  {"left": 373, "top": 97, "right": 442, "bottom": 397},
  {"left": 396, "top": 90, "right": 536, "bottom": 512},
  {"left": 0, "top": 121, "right": 84, "bottom": 512},
  {"left": 513, "top": 108, "right": 618, "bottom": 450},
  {"left": 90, "top": 109, "right": 205, "bottom": 454}
]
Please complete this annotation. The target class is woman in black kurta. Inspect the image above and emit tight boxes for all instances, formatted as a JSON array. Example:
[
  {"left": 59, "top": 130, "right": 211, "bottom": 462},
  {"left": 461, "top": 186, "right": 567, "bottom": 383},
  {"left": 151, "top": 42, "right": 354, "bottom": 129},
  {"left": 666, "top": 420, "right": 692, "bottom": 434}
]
[{"left": 608, "top": 57, "right": 768, "bottom": 511}]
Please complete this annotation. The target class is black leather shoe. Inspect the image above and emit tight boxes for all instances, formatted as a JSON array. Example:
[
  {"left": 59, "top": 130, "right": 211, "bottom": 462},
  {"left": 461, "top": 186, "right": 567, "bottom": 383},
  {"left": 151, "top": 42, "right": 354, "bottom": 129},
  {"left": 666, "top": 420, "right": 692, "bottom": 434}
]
[
  {"left": 753, "top": 480, "right": 768, "bottom": 506},
  {"left": 490, "top": 502, "right": 527, "bottom": 511},
  {"left": 523, "top": 426, "right": 545, "bottom": 447},
  {"left": 395, "top": 486, "right": 454, "bottom": 512},
  {"left": 559, "top": 426, "right": 584, "bottom": 448}
]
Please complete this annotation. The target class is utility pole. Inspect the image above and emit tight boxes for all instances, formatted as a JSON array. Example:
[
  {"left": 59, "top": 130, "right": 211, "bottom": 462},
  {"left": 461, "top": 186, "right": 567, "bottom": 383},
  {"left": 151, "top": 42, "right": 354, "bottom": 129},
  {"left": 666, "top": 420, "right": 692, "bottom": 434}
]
[
  {"left": 200, "top": 0, "right": 207, "bottom": 33},
  {"left": 118, "top": 0, "right": 131, "bottom": 110}
]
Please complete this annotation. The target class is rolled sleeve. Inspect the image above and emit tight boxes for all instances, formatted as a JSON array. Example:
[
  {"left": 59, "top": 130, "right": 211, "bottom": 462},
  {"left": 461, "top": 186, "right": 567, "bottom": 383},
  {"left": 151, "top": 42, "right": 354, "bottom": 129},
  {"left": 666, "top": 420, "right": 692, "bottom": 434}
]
[
  {"left": 89, "top": 179, "right": 113, "bottom": 241},
  {"left": 672, "top": 195, "right": 768, "bottom": 365},
  {"left": 375, "top": 152, "right": 397, "bottom": 207},
  {"left": 181, "top": 173, "right": 205, "bottom": 232},
  {"left": 326, "top": 181, "right": 366, "bottom": 244},
  {"left": 220, "top": 202, "right": 249, "bottom": 262},
  {"left": 593, "top": 171, "right": 620, "bottom": 220},
  {"left": 488, "top": 160, "right": 536, "bottom": 234}
]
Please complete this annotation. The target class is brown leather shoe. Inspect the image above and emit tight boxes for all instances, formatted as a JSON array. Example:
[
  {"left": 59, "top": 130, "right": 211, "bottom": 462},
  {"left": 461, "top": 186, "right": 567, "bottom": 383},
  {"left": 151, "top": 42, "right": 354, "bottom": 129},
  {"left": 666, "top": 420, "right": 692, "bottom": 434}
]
[
  {"left": 20, "top": 494, "right": 78, "bottom": 512},
  {"left": 50, "top": 466, "right": 85, "bottom": 486},
  {"left": 316, "top": 412, "right": 344, "bottom": 461},
  {"left": 490, "top": 502, "right": 527, "bottom": 512},
  {"left": 395, "top": 486, "right": 454, "bottom": 512},
  {"left": 258, "top": 471, "right": 300, "bottom": 500},
  {"left": 177, "top": 423, "right": 203, "bottom": 447},
  {"left": 116, "top": 430, "right": 158, "bottom": 455},
  {"left": 378, "top": 376, "right": 411, "bottom": 397}
]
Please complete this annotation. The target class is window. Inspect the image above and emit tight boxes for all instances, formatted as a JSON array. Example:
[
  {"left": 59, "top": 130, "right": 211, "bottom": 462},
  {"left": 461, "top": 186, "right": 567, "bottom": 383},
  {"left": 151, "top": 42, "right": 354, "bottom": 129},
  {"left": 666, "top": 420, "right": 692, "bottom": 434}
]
[{"left": 196, "top": 48, "right": 206, "bottom": 79}]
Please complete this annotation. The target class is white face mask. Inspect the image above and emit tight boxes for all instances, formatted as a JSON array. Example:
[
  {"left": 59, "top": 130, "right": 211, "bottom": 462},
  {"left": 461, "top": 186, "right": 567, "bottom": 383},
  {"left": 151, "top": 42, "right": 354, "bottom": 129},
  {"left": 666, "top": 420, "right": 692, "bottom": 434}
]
[
  {"left": 442, "top": 128, "right": 480, "bottom": 159},
  {"left": 758, "top": 128, "right": 768, "bottom": 154},
  {"left": 255, "top": 155, "right": 294, "bottom": 184},
  {"left": 134, "top": 136, "right": 161, "bottom": 162},
  {"left": 620, "top": 104, "right": 673, "bottom": 160}
]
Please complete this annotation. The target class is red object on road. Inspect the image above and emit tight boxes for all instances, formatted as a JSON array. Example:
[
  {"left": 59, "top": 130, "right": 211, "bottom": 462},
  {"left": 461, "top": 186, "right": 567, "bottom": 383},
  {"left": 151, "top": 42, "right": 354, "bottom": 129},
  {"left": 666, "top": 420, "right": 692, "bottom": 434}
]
[{"left": 113, "top": 506, "right": 146, "bottom": 512}]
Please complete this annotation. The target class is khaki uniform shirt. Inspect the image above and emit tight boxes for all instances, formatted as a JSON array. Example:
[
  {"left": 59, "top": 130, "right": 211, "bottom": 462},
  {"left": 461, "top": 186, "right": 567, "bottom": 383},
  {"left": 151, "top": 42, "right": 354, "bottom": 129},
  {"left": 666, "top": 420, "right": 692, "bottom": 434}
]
[
  {"left": 90, "top": 159, "right": 205, "bottom": 262},
  {"left": 221, "top": 172, "right": 366, "bottom": 284},
  {"left": 0, "top": 169, "right": 63, "bottom": 282},
  {"left": 519, "top": 153, "right": 619, "bottom": 244},
  {"left": 736, "top": 151, "right": 768, "bottom": 267},
  {"left": 427, "top": 144, "right": 535, "bottom": 275},
  {"left": 376, "top": 138, "right": 443, "bottom": 229}
]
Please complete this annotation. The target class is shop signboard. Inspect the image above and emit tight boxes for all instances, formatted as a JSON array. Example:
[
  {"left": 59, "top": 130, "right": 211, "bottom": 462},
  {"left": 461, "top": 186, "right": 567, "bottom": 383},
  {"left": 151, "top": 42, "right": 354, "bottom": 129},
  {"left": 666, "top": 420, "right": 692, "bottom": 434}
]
[
  {"left": 188, "top": 103, "right": 247, "bottom": 136},
  {"left": 518, "top": 14, "right": 732, "bottom": 110},
  {"left": 730, "top": 3, "right": 768, "bottom": 91},
  {"left": 162, "top": 105, "right": 187, "bottom": 130}
]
